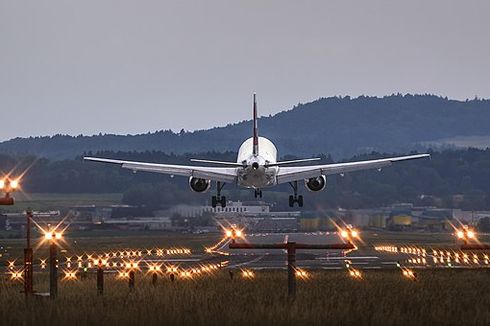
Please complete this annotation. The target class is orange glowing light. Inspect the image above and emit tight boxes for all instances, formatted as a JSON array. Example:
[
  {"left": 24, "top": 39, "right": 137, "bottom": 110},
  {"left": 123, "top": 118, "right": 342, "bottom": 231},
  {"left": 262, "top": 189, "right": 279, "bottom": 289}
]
[
  {"left": 241, "top": 269, "right": 255, "bottom": 279},
  {"left": 348, "top": 268, "right": 362, "bottom": 279},
  {"left": 295, "top": 269, "right": 310, "bottom": 279},
  {"left": 402, "top": 268, "right": 416, "bottom": 280},
  {"left": 63, "top": 270, "right": 77, "bottom": 280},
  {"left": 10, "top": 179, "right": 19, "bottom": 189}
]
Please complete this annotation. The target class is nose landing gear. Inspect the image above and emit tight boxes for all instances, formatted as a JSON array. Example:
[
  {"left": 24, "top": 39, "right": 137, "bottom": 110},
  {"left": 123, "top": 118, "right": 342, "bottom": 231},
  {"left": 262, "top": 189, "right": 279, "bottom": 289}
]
[
  {"left": 211, "top": 181, "right": 226, "bottom": 208},
  {"left": 288, "top": 181, "right": 303, "bottom": 207},
  {"left": 254, "top": 189, "right": 262, "bottom": 199}
]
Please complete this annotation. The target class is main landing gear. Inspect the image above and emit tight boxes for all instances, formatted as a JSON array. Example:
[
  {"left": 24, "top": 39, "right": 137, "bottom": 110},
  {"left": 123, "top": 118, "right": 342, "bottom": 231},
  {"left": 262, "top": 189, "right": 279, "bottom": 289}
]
[
  {"left": 288, "top": 181, "right": 303, "bottom": 207},
  {"left": 254, "top": 189, "right": 263, "bottom": 199},
  {"left": 211, "top": 181, "right": 226, "bottom": 208}
]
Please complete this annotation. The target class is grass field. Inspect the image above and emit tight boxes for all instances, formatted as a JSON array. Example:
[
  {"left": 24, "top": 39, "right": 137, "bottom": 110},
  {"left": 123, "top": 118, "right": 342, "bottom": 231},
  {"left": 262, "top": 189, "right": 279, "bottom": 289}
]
[{"left": 0, "top": 270, "right": 488, "bottom": 325}]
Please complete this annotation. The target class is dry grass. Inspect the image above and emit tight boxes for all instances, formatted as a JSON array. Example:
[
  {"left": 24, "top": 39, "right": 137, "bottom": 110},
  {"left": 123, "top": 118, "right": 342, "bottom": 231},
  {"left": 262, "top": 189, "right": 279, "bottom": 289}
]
[{"left": 0, "top": 269, "right": 489, "bottom": 326}]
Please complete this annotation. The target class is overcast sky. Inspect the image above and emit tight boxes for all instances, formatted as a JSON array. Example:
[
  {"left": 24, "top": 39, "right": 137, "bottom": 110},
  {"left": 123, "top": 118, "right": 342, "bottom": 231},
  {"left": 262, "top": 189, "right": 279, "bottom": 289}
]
[{"left": 1, "top": 0, "right": 489, "bottom": 141}]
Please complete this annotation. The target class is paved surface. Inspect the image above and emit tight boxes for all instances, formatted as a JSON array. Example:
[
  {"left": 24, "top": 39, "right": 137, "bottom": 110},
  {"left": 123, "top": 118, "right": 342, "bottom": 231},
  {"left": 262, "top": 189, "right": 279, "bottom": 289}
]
[{"left": 206, "top": 232, "right": 382, "bottom": 270}]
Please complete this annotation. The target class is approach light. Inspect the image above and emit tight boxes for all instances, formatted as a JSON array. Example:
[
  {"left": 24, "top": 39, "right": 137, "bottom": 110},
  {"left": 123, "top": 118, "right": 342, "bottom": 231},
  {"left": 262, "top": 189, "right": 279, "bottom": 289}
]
[
  {"left": 295, "top": 269, "right": 309, "bottom": 279},
  {"left": 402, "top": 269, "right": 417, "bottom": 280},
  {"left": 457, "top": 230, "right": 465, "bottom": 239},
  {"left": 348, "top": 268, "right": 362, "bottom": 279},
  {"left": 10, "top": 179, "right": 19, "bottom": 189},
  {"left": 241, "top": 269, "right": 255, "bottom": 279}
]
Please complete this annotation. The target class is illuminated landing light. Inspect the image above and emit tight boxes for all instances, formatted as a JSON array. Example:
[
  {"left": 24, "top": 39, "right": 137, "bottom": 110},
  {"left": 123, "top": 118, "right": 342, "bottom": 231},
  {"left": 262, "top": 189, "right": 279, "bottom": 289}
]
[
  {"left": 7, "top": 260, "right": 16, "bottom": 269},
  {"left": 241, "top": 269, "right": 255, "bottom": 279},
  {"left": 402, "top": 268, "right": 417, "bottom": 280},
  {"left": 148, "top": 265, "right": 161, "bottom": 273},
  {"left": 167, "top": 266, "right": 178, "bottom": 273},
  {"left": 348, "top": 268, "right": 362, "bottom": 279},
  {"left": 295, "top": 269, "right": 309, "bottom": 280},
  {"left": 10, "top": 179, "right": 19, "bottom": 189},
  {"left": 63, "top": 270, "right": 77, "bottom": 280},
  {"left": 180, "top": 270, "right": 192, "bottom": 279},
  {"left": 10, "top": 270, "right": 23, "bottom": 281},
  {"left": 0, "top": 179, "right": 4, "bottom": 189}
]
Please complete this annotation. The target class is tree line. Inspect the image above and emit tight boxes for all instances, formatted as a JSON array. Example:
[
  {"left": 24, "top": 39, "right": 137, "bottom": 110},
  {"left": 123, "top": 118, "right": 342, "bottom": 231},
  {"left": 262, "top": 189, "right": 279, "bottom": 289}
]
[{"left": 1, "top": 148, "right": 490, "bottom": 211}]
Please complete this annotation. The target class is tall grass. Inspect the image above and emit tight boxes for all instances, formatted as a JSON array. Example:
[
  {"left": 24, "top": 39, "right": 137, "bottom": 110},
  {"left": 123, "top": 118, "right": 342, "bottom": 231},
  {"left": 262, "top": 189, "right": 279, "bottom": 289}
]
[{"left": 0, "top": 270, "right": 488, "bottom": 325}]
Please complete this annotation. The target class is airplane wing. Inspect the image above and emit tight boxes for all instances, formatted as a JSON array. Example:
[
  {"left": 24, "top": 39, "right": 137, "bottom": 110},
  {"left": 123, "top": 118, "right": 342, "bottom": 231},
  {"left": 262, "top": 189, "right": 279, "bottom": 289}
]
[
  {"left": 84, "top": 157, "right": 237, "bottom": 183},
  {"left": 276, "top": 154, "right": 430, "bottom": 184}
]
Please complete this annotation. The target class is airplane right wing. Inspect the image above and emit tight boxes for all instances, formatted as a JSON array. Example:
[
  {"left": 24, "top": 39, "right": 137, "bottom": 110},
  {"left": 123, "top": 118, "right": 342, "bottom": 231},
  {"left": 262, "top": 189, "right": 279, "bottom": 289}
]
[
  {"left": 276, "top": 154, "right": 430, "bottom": 184},
  {"left": 84, "top": 157, "right": 238, "bottom": 183}
]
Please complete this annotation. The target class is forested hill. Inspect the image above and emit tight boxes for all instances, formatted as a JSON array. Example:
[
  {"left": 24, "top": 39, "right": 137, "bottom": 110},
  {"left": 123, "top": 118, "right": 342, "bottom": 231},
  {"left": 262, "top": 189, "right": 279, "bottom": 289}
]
[{"left": 1, "top": 94, "right": 490, "bottom": 160}]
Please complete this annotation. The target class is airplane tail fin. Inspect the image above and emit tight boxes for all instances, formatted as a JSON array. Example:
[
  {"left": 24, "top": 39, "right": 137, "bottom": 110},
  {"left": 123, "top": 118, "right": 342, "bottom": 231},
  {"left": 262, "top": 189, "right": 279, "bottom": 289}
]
[{"left": 253, "top": 93, "right": 259, "bottom": 156}]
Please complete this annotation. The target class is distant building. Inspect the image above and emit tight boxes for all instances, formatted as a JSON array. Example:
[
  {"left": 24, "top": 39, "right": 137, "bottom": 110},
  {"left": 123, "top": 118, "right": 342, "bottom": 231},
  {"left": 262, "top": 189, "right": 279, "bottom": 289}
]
[
  {"left": 165, "top": 200, "right": 270, "bottom": 218},
  {"left": 103, "top": 217, "right": 173, "bottom": 231}
]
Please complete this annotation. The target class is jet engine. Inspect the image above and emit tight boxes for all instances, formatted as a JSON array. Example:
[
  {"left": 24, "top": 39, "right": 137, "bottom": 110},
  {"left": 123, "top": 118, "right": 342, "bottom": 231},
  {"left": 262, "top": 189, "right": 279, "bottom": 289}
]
[
  {"left": 189, "top": 177, "right": 212, "bottom": 193},
  {"left": 304, "top": 176, "right": 326, "bottom": 192}
]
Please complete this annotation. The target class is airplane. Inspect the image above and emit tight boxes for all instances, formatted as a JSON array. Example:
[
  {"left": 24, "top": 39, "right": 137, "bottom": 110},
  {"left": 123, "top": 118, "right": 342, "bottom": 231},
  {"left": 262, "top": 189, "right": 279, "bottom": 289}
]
[{"left": 84, "top": 94, "right": 430, "bottom": 208}]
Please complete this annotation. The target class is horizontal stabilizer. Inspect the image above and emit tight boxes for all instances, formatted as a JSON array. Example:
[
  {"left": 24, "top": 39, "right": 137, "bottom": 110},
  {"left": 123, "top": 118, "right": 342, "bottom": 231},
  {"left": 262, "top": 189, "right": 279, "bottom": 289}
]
[
  {"left": 190, "top": 159, "right": 244, "bottom": 166},
  {"left": 266, "top": 157, "right": 321, "bottom": 167}
]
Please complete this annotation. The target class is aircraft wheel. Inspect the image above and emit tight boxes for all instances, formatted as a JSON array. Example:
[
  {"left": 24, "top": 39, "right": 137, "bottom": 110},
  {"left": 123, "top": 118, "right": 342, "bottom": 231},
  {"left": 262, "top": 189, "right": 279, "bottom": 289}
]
[
  {"left": 211, "top": 196, "right": 217, "bottom": 208},
  {"left": 288, "top": 195, "right": 294, "bottom": 207},
  {"left": 220, "top": 196, "right": 227, "bottom": 208},
  {"left": 298, "top": 195, "right": 304, "bottom": 207}
]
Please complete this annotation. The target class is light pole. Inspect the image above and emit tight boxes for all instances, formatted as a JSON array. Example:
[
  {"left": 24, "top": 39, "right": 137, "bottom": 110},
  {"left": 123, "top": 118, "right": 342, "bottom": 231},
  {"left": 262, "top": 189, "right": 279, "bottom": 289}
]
[
  {"left": 24, "top": 210, "right": 33, "bottom": 297},
  {"left": 45, "top": 230, "right": 63, "bottom": 299},
  {"left": 0, "top": 177, "right": 20, "bottom": 205}
]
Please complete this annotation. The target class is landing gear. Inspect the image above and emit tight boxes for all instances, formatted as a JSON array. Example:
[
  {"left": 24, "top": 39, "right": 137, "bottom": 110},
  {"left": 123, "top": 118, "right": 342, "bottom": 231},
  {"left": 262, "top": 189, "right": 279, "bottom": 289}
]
[
  {"left": 254, "top": 189, "right": 263, "bottom": 199},
  {"left": 211, "top": 182, "right": 226, "bottom": 208},
  {"left": 288, "top": 181, "right": 304, "bottom": 207}
]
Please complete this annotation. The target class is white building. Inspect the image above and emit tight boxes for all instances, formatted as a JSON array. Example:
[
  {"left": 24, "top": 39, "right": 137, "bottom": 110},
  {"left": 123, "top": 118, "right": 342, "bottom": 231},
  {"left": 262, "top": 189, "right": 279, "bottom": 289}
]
[{"left": 167, "top": 201, "right": 270, "bottom": 218}]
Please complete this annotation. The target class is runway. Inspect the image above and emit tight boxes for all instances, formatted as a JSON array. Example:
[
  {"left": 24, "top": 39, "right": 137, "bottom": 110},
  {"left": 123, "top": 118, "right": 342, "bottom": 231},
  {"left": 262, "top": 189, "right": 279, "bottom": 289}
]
[{"left": 202, "top": 231, "right": 489, "bottom": 271}]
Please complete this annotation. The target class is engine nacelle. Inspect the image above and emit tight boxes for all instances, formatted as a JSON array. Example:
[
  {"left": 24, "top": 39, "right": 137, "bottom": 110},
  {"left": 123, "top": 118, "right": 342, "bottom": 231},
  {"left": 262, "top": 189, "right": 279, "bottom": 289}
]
[
  {"left": 189, "top": 177, "right": 212, "bottom": 193},
  {"left": 304, "top": 175, "right": 327, "bottom": 192}
]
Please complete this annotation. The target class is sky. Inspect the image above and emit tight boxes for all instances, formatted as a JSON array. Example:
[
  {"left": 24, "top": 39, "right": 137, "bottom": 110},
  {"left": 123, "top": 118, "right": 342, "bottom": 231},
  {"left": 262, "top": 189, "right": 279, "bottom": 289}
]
[{"left": 1, "top": 0, "right": 489, "bottom": 141}]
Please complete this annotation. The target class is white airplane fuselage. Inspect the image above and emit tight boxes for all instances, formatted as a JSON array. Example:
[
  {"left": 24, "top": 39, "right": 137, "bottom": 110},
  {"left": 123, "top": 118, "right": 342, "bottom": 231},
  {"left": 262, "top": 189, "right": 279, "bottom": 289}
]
[{"left": 236, "top": 137, "right": 279, "bottom": 189}]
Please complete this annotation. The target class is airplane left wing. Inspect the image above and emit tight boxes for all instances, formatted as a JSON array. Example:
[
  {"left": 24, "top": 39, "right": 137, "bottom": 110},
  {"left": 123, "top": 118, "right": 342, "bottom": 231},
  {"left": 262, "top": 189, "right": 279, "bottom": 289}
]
[
  {"left": 84, "top": 157, "right": 238, "bottom": 183},
  {"left": 276, "top": 154, "right": 430, "bottom": 184}
]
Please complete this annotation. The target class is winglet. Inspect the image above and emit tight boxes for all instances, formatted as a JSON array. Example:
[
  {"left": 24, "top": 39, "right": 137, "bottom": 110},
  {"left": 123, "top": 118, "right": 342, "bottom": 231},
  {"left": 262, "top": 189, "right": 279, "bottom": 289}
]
[{"left": 253, "top": 93, "right": 259, "bottom": 156}]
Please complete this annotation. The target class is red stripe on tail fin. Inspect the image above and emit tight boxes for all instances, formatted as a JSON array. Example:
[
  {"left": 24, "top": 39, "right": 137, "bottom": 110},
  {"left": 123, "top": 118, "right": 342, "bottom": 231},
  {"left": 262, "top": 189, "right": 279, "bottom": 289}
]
[{"left": 253, "top": 93, "right": 259, "bottom": 155}]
